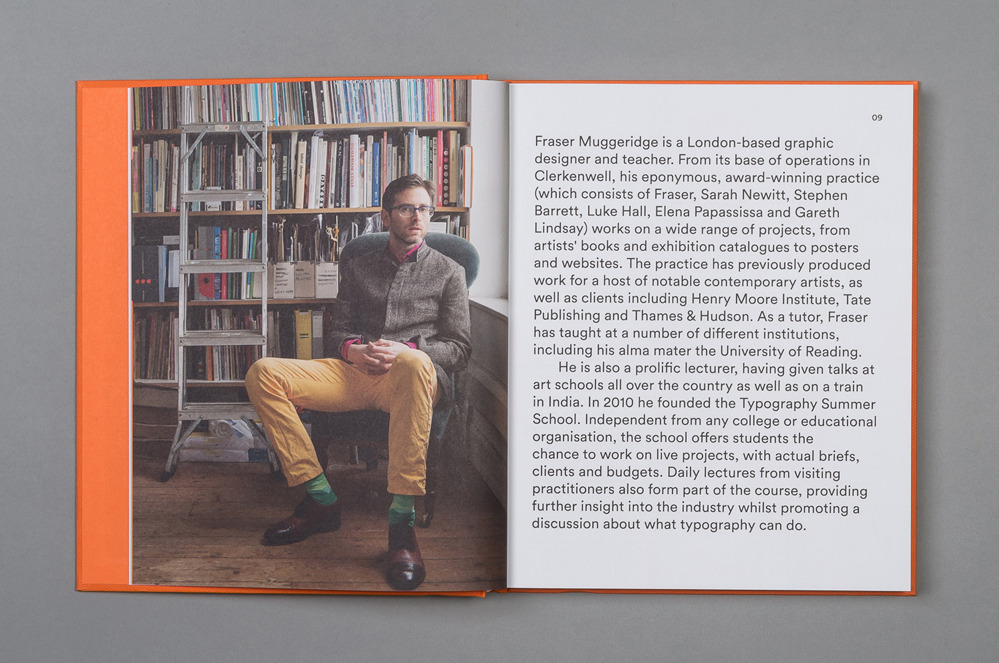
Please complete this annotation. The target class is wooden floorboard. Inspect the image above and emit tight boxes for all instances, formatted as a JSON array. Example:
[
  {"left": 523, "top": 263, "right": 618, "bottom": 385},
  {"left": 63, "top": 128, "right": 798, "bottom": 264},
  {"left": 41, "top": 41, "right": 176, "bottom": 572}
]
[{"left": 132, "top": 439, "right": 507, "bottom": 593}]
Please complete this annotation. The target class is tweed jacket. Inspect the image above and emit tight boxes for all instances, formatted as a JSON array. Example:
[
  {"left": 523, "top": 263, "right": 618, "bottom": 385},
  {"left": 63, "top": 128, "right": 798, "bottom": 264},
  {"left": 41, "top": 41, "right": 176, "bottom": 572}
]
[{"left": 328, "top": 241, "right": 472, "bottom": 399}]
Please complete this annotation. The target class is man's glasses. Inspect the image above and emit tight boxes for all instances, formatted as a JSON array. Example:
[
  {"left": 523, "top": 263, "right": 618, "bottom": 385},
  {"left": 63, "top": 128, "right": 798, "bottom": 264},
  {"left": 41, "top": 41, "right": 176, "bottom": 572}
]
[{"left": 391, "top": 204, "right": 436, "bottom": 218}]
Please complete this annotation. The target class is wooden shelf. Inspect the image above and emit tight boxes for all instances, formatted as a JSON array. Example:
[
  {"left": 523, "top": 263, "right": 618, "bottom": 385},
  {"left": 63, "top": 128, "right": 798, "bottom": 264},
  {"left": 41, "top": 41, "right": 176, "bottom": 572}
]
[
  {"left": 133, "top": 121, "right": 469, "bottom": 140},
  {"left": 132, "top": 211, "right": 181, "bottom": 219},
  {"left": 134, "top": 298, "right": 337, "bottom": 309},
  {"left": 132, "top": 128, "right": 181, "bottom": 138},
  {"left": 272, "top": 206, "right": 468, "bottom": 216},
  {"left": 273, "top": 121, "right": 469, "bottom": 132},
  {"left": 133, "top": 379, "right": 247, "bottom": 387},
  {"left": 134, "top": 207, "right": 469, "bottom": 219}
]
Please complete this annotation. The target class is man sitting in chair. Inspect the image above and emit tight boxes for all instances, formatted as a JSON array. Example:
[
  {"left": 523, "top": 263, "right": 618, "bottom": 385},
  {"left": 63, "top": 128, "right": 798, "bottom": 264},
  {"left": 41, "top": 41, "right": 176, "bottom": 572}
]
[{"left": 244, "top": 174, "right": 471, "bottom": 591}]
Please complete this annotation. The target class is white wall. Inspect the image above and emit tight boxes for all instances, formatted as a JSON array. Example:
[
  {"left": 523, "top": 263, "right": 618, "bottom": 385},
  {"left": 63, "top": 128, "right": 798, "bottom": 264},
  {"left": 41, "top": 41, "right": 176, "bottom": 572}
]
[{"left": 466, "top": 79, "right": 509, "bottom": 300}]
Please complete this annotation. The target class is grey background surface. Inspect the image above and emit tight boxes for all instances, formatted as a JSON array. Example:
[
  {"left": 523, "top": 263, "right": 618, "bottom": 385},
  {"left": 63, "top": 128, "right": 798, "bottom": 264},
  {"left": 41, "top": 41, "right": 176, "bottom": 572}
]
[{"left": 3, "top": 1, "right": 995, "bottom": 661}]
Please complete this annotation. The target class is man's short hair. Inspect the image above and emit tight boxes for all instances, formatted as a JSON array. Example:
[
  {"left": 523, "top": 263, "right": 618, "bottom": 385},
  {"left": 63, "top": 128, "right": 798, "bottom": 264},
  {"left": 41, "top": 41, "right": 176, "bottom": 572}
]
[{"left": 382, "top": 174, "right": 436, "bottom": 211}]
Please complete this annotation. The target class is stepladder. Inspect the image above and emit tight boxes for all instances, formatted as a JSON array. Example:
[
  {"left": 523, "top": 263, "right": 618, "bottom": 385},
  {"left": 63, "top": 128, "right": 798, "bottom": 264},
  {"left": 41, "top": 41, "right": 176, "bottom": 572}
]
[{"left": 161, "top": 121, "right": 280, "bottom": 481}]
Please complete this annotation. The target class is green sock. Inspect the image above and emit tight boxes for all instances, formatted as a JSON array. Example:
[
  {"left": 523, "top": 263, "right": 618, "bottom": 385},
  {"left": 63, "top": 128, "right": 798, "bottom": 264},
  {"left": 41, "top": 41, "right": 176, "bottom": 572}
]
[
  {"left": 304, "top": 473, "right": 337, "bottom": 506},
  {"left": 388, "top": 494, "right": 415, "bottom": 527}
]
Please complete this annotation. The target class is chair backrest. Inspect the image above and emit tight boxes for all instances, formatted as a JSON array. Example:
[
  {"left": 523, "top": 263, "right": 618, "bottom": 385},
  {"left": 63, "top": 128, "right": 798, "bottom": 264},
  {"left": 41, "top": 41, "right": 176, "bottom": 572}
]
[{"left": 339, "top": 232, "right": 479, "bottom": 287}]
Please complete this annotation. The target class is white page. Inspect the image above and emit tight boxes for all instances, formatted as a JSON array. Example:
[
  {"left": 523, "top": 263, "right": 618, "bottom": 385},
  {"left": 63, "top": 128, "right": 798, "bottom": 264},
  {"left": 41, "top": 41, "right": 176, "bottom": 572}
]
[{"left": 508, "top": 82, "right": 915, "bottom": 591}]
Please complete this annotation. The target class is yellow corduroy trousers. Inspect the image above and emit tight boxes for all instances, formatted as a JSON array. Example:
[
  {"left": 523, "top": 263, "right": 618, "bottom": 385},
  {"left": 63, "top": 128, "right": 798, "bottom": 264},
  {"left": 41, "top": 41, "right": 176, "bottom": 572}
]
[{"left": 244, "top": 349, "right": 439, "bottom": 495}]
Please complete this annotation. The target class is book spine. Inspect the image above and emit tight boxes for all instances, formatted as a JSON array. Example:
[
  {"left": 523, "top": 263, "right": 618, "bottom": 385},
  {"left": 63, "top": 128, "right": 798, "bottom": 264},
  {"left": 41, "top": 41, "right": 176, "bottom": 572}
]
[
  {"left": 309, "top": 82, "right": 319, "bottom": 125},
  {"left": 234, "top": 143, "right": 244, "bottom": 211},
  {"left": 311, "top": 309, "right": 323, "bottom": 359},
  {"left": 280, "top": 135, "right": 290, "bottom": 209},
  {"left": 131, "top": 144, "right": 140, "bottom": 212},
  {"left": 209, "top": 227, "right": 219, "bottom": 300},
  {"left": 170, "top": 144, "right": 179, "bottom": 212},
  {"left": 441, "top": 132, "right": 451, "bottom": 207},
  {"left": 348, "top": 134, "right": 361, "bottom": 207},
  {"left": 334, "top": 138, "right": 345, "bottom": 207},
  {"left": 308, "top": 133, "right": 320, "bottom": 208},
  {"left": 295, "top": 310, "right": 312, "bottom": 360},
  {"left": 220, "top": 230, "right": 228, "bottom": 301},
  {"left": 436, "top": 129, "right": 444, "bottom": 206},
  {"left": 269, "top": 140, "right": 278, "bottom": 209},
  {"left": 295, "top": 138, "right": 307, "bottom": 209},
  {"left": 380, "top": 131, "right": 389, "bottom": 203},
  {"left": 365, "top": 134, "right": 374, "bottom": 207},
  {"left": 372, "top": 140, "right": 381, "bottom": 208},
  {"left": 142, "top": 142, "right": 152, "bottom": 212},
  {"left": 317, "top": 137, "right": 329, "bottom": 209}
]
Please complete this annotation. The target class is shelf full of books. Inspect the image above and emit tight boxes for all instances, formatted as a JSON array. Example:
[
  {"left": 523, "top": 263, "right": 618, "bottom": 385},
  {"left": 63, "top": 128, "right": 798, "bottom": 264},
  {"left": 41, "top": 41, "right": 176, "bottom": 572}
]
[
  {"left": 269, "top": 125, "right": 471, "bottom": 212},
  {"left": 131, "top": 78, "right": 473, "bottom": 219},
  {"left": 132, "top": 138, "right": 180, "bottom": 214},
  {"left": 133, "top": 78, "right": 469, "bottom": 130},
  {"left": 133, "top": 125, "right": 472, "bottom": 216},
  {"left": 134, "top": 305, "right": 333, "bottom": 383}
]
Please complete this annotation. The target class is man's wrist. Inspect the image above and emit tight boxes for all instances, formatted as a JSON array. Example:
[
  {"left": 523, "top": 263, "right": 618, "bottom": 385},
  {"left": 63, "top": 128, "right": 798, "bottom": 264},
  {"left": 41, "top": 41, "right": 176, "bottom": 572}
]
[{"left": 340, "top": 338, "right": 361, "bottom": 362}]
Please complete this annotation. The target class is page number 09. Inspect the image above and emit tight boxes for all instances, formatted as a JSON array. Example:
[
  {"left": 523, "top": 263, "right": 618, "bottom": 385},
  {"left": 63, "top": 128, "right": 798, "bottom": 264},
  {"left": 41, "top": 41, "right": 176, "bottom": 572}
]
[{"left": 872, "top": 114, "right": 883, "bottom": 121}]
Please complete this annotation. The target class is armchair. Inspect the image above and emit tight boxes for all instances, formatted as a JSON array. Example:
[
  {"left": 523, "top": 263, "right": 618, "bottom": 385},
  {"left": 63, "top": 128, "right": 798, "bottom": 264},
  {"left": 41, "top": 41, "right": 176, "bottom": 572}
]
[{"left": 307, "top": 231, "right": 478, "bottom": 527}]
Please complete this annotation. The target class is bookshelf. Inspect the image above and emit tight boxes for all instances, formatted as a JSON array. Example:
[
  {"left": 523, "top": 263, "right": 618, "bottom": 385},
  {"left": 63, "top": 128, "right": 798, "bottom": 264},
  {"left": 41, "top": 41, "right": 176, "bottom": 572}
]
[{"left": 130, "top": 78, "right": 474, "bottom": 391}]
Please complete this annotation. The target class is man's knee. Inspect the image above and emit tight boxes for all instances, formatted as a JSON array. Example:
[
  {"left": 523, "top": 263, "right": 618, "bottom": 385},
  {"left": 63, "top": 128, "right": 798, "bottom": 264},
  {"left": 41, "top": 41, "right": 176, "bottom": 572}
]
[
  {"left": 392, "top": 349, "right": 435, "bottom": 377},
  {"left": 245, "top": 357, "right": 284, "bottom": 396}
]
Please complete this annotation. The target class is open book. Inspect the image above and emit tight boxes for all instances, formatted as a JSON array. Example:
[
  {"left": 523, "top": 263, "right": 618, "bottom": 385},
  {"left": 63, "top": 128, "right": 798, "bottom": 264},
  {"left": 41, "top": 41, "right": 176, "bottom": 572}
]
[{"left": 78, "top": 76, "right": 917, "bottom": 595}]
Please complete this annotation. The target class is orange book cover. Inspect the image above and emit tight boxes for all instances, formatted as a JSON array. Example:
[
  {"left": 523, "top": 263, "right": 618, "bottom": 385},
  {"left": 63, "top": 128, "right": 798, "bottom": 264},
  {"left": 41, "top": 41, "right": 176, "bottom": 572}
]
[{"left": 77, "top": 77, "right": 918, "bottom": 596}]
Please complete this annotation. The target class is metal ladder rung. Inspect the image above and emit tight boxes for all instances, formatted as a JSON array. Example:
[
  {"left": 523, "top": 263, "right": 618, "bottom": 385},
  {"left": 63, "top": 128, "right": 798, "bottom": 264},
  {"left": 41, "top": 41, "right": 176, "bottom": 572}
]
[
  {"left": 178, "top": 403, "right": 260, "bottom": 418},
  {"left": 181, "top": 122, "right": 267, "bottom": 134},
  {"left": 181, "top": 261, "right": 267, "bottom": 273},
  {"left": 180, "top": 330, "right": 266, "bottom": 346},
  {"left": 182, "top": 190, "right": 267, "bottom": 203}
]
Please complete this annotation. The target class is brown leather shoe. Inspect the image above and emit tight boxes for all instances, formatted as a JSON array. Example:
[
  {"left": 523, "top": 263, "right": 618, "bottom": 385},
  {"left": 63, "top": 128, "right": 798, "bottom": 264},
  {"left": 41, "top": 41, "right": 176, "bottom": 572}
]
[
  {"left": 262, "top": 496, "right": 341, "bottom": 545},
  {"left": 386, "top": 522, "right": 426, "bottom": 590}
]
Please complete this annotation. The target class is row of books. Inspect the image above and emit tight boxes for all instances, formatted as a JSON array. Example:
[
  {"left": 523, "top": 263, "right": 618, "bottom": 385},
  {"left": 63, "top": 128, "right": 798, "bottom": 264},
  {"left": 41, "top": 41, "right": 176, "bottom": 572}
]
[
  {"left": 191, "top": 225, "right": 262, "bottom": 261},
  {"left": 270, "top": 309, "right": 329, "bottom": 363},
  {"left": 133, "top": 86, "right": 182, "bottom": 132},
  {"left": 133, "top": 79, "right": 469, "bottom": 131},
  {"left": 135, "top": 209, "right": 465, "bottom": 305},
  {"left": 190, "top": 226, "right": 264, "bottom": 301},
  {"left": 134, "top": 308, "right": 329, "bottom": 381},
  {"left": 134, "top": 310, "right": 178, "bottom": 380},
  {"left": 134, "top": 217, "right": 333, "bottom": 305},
  {"left": 131, "top": 137, "right": 265, "bottom": 214},
  {"left": 132, "top": 244, "right": 179, "bottom": 303},
  {"left": 135, "top": 133, "right": 471, "bottom": 215},
  {"left": 187, "top": 220, "right": 336, "bottom": 282},
  {"left": 429, "top": 215, "right": 466, "bottom": 237},
  {"left": 132, "top": 139, "right": 179, "bottom": 213},
  {"left": 186, "top": 138, "right": 266, "bottom": 212},
  {"left": 187, "top": 307, "right": 265, "bottom": 381},
  {"left": 134, "top": 229, "right": 266, "bottom": 306},
  {"left": 268, "top": 212, "right": 467, "bottom": 255},
  {"left": 269, "top": 216, "right": 337, "bottom": 264},
  {"left": 197, "top": 213, "right": 461, "bottom": 271},
  {"left": 270, "top": 128, "right": 469, "bottom": 210},
  {"left": 189, "top": 344, "right": 262, "bottom": 383}
]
